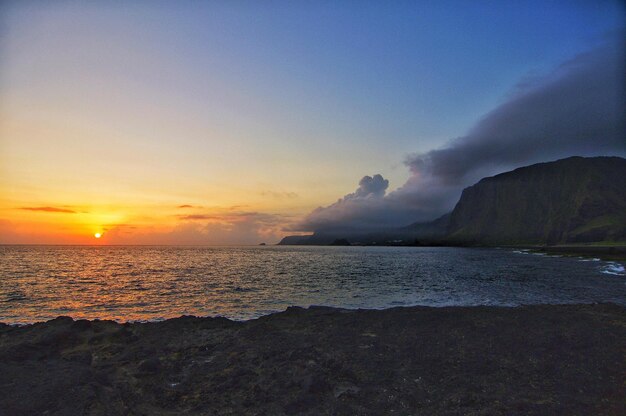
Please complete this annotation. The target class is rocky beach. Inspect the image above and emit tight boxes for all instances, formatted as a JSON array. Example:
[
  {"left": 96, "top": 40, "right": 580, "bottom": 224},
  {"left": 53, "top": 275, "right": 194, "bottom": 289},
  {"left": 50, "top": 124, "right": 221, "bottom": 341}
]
[{"left": 1, "top": 303, "right": 624, "bottom": 415}]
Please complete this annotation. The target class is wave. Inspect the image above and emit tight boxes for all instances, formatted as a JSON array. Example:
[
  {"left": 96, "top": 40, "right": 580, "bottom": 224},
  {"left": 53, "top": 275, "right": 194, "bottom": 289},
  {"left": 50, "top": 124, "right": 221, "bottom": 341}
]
[{"left": 601, "top": 263, "right": 625, "bottom": 276}]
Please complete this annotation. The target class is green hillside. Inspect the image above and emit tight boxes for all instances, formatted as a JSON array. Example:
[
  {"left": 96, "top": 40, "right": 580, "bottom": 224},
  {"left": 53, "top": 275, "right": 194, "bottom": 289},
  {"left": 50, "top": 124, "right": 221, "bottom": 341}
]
[{"left": 446, "top": 156, "right": 626, "bottom": 245}]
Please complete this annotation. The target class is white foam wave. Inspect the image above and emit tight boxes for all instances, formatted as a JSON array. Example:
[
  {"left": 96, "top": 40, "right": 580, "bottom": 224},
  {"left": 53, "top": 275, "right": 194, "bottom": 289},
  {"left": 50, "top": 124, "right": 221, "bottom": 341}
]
[{"left": 601, "top": 263, "right": 625, "bottom": 276}]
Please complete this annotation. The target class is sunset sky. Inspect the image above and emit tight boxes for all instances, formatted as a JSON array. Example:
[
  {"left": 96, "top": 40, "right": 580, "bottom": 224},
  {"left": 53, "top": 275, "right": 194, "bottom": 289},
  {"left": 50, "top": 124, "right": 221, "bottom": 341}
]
[{"left": 1, "top": 1, "right": 624, "bottom": 244}]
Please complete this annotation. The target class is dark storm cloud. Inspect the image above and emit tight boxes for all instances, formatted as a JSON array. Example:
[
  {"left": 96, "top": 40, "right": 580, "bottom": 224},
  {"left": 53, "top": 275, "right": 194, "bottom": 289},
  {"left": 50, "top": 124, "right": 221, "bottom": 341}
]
[
  {"left": 298, "top": 36, "right": 626, "bottom": 231},
  {"left": 405, "top": 38, "right": 626, "bottom": 186}
]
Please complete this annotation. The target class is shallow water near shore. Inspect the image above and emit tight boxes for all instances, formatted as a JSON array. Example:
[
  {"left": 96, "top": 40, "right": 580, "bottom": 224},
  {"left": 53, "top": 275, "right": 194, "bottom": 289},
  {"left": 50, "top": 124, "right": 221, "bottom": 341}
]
[{"left": 1, "top": 245, "right": 625, "bottom": 324}]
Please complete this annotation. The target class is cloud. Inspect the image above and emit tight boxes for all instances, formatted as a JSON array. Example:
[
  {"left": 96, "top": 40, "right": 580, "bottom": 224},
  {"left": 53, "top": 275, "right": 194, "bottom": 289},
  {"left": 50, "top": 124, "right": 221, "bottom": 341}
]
[
  {"left": 405, "top": 38, "right": 626, "bottom": 186},
  {"left": 177, "top": 204, "right": 195, "bottom": 208},
  {"left": 297, "top": 35, "right": 626, "bottom": 231},
  {"left": 178, "top": 214, "right": 219, "bottom": 221},
  {"left": 227, "top": 205, "right": 249, "bottom": 211},
  {"left": 296, "top": 175, "right": 396, "bottom": 231},
  {"left": 260, "top": 190, "right": 299, "bottom": 199},
  {"left": 177, "top": 211, "right": 282, "bottom": 223},
  {"left": 104, "top": 210, "right": 292, "bottom": 245},
  {"left": 347, "top": 175, "right": 389, "bottom": 199},
  {"left": 167, "top": 211, "right": 290, "bottom": 245},
  {"left": 20, "top": 206, "right": 77, "bottom": 214}
]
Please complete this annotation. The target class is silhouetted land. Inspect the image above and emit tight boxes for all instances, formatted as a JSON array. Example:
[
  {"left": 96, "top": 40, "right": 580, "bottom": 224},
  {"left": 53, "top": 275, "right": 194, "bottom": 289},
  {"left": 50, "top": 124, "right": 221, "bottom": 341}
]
[{"left": 1, "top": 304, "right": 624, "bottom": 415}]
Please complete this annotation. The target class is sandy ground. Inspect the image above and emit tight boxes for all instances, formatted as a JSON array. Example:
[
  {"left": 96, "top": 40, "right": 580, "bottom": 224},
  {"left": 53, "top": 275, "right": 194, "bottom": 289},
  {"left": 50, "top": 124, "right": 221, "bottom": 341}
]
[{"left": 1, "top": 303, "right": 625, "bottom": 415}]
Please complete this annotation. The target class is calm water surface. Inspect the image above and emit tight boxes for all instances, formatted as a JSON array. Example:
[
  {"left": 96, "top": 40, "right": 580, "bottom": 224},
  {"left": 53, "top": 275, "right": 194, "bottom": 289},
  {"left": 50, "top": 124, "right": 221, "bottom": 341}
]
[{"left": 1, "top": 245, "right": 624, "bottom": 324}]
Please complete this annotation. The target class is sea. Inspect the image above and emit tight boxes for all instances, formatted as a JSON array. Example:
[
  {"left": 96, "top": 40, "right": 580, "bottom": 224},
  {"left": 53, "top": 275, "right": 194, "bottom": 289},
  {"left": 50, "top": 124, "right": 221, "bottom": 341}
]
[{"left": 1, "top": 245, "right": 625, "bottom": 324}]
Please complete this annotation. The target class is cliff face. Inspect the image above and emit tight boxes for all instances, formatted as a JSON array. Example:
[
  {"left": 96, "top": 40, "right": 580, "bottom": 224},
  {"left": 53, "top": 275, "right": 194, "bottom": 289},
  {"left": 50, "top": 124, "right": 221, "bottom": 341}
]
[{"left": 447, "top": 156, "right": 626, "bottom": 245}]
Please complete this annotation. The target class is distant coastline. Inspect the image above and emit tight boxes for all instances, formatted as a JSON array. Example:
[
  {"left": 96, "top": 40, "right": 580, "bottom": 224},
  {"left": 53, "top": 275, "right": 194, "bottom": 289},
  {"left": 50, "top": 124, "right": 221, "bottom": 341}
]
[{"left": 277, "top": 240, "right": 626, "bottom": 261}]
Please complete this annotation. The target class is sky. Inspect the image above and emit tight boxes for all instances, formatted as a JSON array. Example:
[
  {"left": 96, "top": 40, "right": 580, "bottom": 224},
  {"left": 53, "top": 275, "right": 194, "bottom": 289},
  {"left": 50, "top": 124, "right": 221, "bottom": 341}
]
[{"left": 0, "top": 0, "right": 624, "bottom": 244}]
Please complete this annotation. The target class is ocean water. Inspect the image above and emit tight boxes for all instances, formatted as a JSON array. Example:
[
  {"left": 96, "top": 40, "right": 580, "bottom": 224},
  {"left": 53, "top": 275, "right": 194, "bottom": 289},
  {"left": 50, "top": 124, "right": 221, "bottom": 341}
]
[{"left": 0, "top": 245, "right": 624, "bottom": 324}]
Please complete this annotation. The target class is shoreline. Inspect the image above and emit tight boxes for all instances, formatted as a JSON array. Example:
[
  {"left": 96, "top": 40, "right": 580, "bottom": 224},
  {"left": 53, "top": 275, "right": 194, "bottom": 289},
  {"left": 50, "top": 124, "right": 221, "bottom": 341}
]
[
  {"left": 2, "top": 299, "right": 625, "bottom": 327},
  {"left": 532, "top": 245, "right": 626, "bottom": 261},
  {"left": 1, "top": 303, "right": 624, "bottom": 415}
]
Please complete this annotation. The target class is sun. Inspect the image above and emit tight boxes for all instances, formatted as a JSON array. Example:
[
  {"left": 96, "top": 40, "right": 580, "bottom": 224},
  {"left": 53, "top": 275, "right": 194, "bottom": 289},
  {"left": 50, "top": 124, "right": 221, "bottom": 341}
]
[{"left": 94, "top": 233, "right": 102, "bottom": 239}]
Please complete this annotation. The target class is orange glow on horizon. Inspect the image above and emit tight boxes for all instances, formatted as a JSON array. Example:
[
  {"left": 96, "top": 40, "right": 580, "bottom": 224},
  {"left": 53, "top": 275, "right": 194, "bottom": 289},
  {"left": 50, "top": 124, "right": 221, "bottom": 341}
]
[{"left": 0, "top": 201, "right": 308, "bottom": 245}]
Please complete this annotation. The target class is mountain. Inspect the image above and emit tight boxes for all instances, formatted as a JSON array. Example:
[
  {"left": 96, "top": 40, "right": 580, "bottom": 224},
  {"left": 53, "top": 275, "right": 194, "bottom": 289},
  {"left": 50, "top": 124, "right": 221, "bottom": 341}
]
[
  {"left": 446, "top": 156, "right": 626, "bottom": 245},
  {"left": 277, "top": 213, "right": 450, "bottom": 246},
  {"left": 402, "top": 213, "right": 450, "bottom": 239},
  {"left": 279, "top": 156, "right": 626, "bottom": 246},
  {"left": 277, "top": 235, "right": 314, "bottom": 245}
]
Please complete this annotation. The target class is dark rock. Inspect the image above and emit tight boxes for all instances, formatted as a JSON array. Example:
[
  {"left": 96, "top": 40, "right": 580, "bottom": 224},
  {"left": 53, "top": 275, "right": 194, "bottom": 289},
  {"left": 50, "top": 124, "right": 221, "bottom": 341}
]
[
  {"left": 64, "top": 350, "right": 93, "bottom": 365},
  {"left": 307, "top": 374, "right": 331, "bottom": 393},
  {"left": 71, "top": 320, "right": 92, "bottom": 331},
  {"left": 0, "top": 304, "right": 624, "bottom": 415},
  {"left": 138, "top": 357, "right": 162, "bottom": 373},
  {"left": 333, "top": 382, "right": 360, "bottom": 398}
]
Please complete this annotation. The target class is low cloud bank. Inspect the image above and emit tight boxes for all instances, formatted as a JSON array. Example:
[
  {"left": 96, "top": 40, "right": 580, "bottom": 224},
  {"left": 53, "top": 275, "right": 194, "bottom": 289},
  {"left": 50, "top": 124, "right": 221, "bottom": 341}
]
[
  {"left": 20, "top": 206, "right": 77, "bottom": 214},
  {"left": 106, "top": 211, "right": 291, "bottom": 245},
  {"left": 298, "top": 36, "right": 626, "bottom": 231}
]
